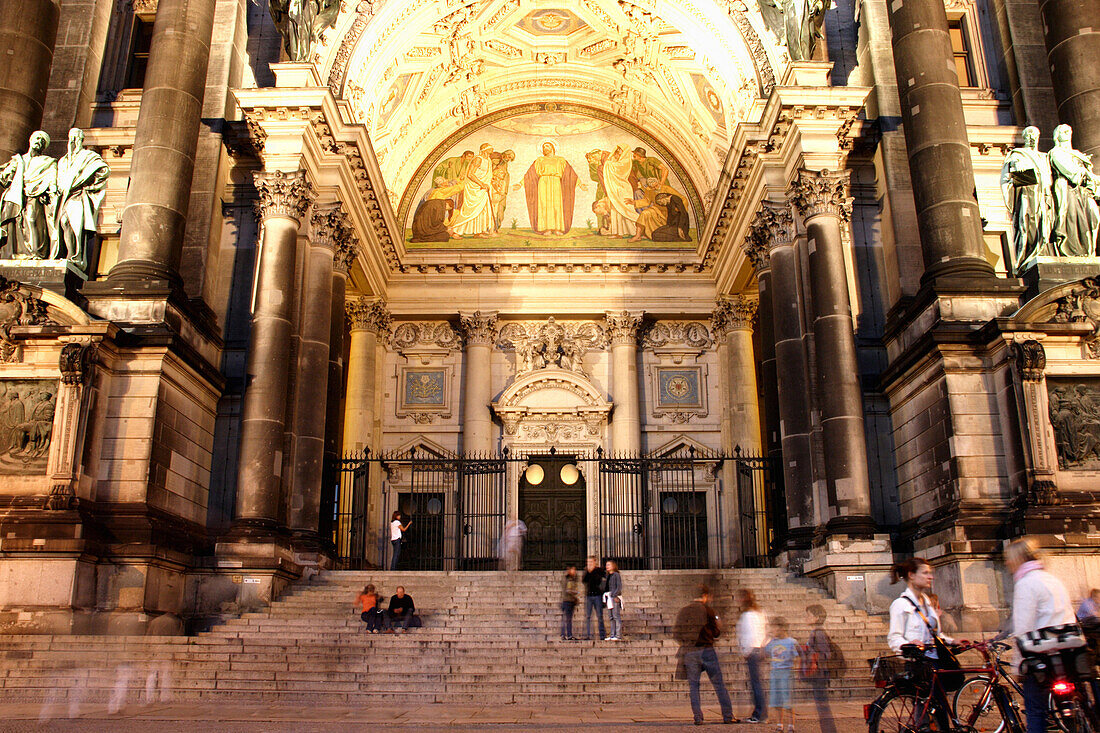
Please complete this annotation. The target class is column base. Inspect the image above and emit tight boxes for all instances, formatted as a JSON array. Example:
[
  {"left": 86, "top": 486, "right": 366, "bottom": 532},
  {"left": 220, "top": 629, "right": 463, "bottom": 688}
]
[
  {"left": 803, "top": 533, "right": 894, "bottom": 613},
  {"left": 823, "top": 514, "right": 878, "bottom": 539},
  {"left": 209, "top": 533, "right": 303, "bottom": 621}
]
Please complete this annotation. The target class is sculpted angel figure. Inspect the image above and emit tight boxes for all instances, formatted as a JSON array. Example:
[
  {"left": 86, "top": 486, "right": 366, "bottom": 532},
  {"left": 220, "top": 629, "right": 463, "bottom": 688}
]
[
  {"left": 269, "top": 0, "right": 339, "bottom": 62},
  {"left": 760, "top": 0, "right": 826, "bottom": 61},
  {"left": 1000, "top": 126, "right": 1052, "bottom": 273}
]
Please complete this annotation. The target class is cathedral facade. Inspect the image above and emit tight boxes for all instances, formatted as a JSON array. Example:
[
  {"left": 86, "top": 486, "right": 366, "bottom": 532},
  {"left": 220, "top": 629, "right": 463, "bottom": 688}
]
[{"left": 0, "top": 0, "right": 1098, "bottom": 634}]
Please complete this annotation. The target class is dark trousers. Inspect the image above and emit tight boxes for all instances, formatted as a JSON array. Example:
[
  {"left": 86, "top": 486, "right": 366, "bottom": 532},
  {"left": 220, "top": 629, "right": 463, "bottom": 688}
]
[
  {"left": 387, "top": 609, "right": 411, "bottom": 630},
  {"left": 685, "top": 647, "right": 734, "bottom": 724},
  {"left": 390, "top": 538, "right": 401, "bottom": 570},
  {"left": 1022, "top": 674, "right": 1047, "bottom": 733},
  {"left": 560, "top": 601, "right": 576, "bottom": 638},
  {"left": 808, "top": 673, "right": 836, "bottom": 733},
  {"left": 746, "top": 648, "right": 766, "bottom": 720},
  {"left": 585, "top": 595, "right": 605, "bottom": 639},
  {"left": 361, "top": 609, "right": 383, "bottom": 632}
]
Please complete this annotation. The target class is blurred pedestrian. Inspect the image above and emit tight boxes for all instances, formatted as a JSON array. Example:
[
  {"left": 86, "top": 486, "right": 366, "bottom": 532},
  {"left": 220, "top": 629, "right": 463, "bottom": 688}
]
[
  {"left": 737, "top": 589, "right": 767, "bottom": 722},
  {"left": 1076, "top": 588, "right": 1100, "bottom": 620},
  {"left": 582, "top": 556, "right": 606, "bottom": 640},
  {"left": 561, "top": 566, "right": 580, "bottom": 640},
  {"left": 498, "top": 518, "right": 527, "bottom": 571},
  {"left": 803, "top": 604, "right": 836, "bottom": 733},
  {"left": 764, "top": 617, "right": 799, "bottom": 732},
  {"left": 674, "top": 584, "right": 737, "bottom": 726},
  {"left": 604, "top": 560, "right": 623, "bottom": 641}
]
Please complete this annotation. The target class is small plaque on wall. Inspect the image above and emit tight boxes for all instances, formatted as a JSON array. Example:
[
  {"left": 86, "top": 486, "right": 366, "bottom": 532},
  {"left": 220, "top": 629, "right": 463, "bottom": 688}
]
[
  {"left": 0, "top": 379, "right": 57, "bottom": 475},
  {"left": 396, "top": 366, "right": 453, "bottom": 421},
  {"left": 655, "top": 367, "right": 703, "bottom": 409}
]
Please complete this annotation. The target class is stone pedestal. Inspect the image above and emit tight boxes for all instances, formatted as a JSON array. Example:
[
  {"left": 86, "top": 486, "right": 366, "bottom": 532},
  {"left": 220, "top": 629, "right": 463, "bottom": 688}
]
[
  {"left": 0, "top": 259, "right": 85, "bottom": 300},
  {"left": 803, "top": 534, "right": 895, "bottom": 613},
  {"left": 1021, "top": 257, "right": 1100, "bottom": 299}
]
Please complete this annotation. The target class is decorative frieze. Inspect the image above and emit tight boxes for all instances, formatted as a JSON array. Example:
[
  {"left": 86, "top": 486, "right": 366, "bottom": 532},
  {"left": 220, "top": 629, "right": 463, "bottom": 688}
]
[
  {"left": 642, "top": 321, "right": 713, "bottom": 349},
  {"left": 0, "top": 277, "right": 55, "bottom": 363},
  {"left": 711, "top": 295, "right": 758, "bottom": 335},
  {"left": 789, "top": 168, "right": 853, "bottom": 222},
  {"left": 346, "top": 297, "right": 391, "bottom": 334},
  {"left": 390, "top": 321, "right": 461, "bottom": 351},
  {"left": 458, "top": 311, "right": 498, "bottom": 346},
  {"left": 253, "top": 170, "right": 314, "bottom": 222},
  {"left": 1049, "top": 276, "right": 1100, "bottom": 358},
  {"left": 604, "top": 310, "right": 645, "bottom": 346},
  {"left": 498, "top": 319, "right": 605, "bottom": 377}
]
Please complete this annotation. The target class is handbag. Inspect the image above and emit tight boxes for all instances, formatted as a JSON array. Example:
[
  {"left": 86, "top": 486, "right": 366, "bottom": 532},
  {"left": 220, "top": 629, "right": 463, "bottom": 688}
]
[{"left": 905, "top": 596, "right": 965, "bottom": 691}]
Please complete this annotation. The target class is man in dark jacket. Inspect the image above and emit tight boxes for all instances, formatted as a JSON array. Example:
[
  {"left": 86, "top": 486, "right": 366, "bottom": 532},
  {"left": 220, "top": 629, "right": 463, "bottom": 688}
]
[
  {"left": 386, "top": 586, "right": 416, "bottom": 633},
  {"left": 674, "top": 585, "right": 736, "bottom": 725},
  {"left": 582, "top": 556, "right": 606, "bottom": 640}
]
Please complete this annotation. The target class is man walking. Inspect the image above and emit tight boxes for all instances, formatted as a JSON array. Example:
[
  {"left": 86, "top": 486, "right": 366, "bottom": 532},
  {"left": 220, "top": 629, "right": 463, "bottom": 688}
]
[
  {"left": 675, "top": 585, "right": 737, "bottom": 725},
  {"left": 582, "top": 556, "right": 606, "bottom": 640}
]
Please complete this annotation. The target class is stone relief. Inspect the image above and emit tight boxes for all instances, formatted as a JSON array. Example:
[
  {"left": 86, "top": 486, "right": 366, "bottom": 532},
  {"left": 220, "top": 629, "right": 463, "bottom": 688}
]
[
  {"left": 0, "top": 129, "right": 109, "bottom": 272},
  {"left": 1049, "top": 275, "right": 1100, "bottom": 358},
  {"left": 0, "top": 379, "right": 56, "bottom": 475},
  {"left": 498, "top": 319, "right": 605, "bottom": 377},
  {"left": 0, "top": 276, "right": 55, "bottom": 363},
  {"left": 641, "top": 321, "right": 713, "bottom": 349},
  {"left": 390, "top": 322, "right": 461, "bottom": 351},
  {"left": 1047, "top": 381, "right": 1100, "bottom": 470},
  {"left": 269, "top": 0, "right": 339, "bottom": 62}
]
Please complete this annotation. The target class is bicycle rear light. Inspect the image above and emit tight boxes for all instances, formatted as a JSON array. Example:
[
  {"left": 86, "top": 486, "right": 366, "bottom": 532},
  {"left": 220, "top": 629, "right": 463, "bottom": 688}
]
[{"left": 1051, "top": 679, "right": 1075, "bottom": 695}]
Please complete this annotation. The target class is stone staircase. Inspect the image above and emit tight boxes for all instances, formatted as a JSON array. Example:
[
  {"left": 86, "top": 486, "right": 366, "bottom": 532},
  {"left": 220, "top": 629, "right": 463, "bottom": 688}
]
[{"left": 0, "top": 569, "right": 890, "bottom": 706}]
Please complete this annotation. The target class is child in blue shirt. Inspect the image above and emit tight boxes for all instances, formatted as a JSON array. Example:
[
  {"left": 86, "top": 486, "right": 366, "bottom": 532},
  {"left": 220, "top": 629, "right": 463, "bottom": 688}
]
[{"left": 764, "top": 617, "right": 800, "bottom": 732}]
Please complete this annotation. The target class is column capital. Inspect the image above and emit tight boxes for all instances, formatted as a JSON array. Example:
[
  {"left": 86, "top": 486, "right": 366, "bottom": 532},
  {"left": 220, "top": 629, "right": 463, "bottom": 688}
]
[
  {"left": 347, "top": 297, "right": 391, "bottom": 334},
  {"left": 1014, "top": 338, "right": 1047, "bottom": 382},
  {"left": 333, "top": 235, "right": 359, "bottom": 275},
  {"left": 310, "top": 202, "right": 350, "bottom": 253},
  {"left": 712, "top": 295, "right": 758, "bottom": 335},
  {"left": 741, "top": 228, "right": 771, "bottom": 273},
  {"left": 789, "top": 168, "right": 852, "bottom": 221},
  {"left": 604, "top": 310, "right": 645, "bottom": 346},
  {"left": 458, "top": 310, "right": 499, "bottom": 346},
  {"left": 752, "top": 200, "right": 795, "bottom": 252},
  {"left": 254, "top": 169, "right": 314, "bottom": 223}
]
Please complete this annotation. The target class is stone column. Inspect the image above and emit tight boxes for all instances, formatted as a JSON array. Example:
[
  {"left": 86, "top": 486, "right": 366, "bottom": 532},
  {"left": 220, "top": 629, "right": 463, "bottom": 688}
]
[
  {"left": 318, "top": 238, "right": 357, "bottom": 545},
  {"left": 1039, "top": 0, "right": 1100, "bottom": 158},
  {"left": 106, "top": 0, "right": 218, "bottom": 287},
  {"left": 790, "top": 169, "right": 876, "bottom": 536},
  {"left": 287, "top": 203, "right": 346, "bottom": 544},
  {"left": 342, "top": 297, "right": 390, "bottom": 453},
  {"left": 742, "top": 237, "right": 782, "bottom": 478},
  {"left": 458, "top": 311, "right": 498, "bottom": 454},
  {"left": 232, "top": 170, "right": 313, "bottom": 535},
  {"left": 0, "top": 0, "right": 59, "bottom": 161},
  {"left": 753, "top": 201, "right": 816, "bottom": 550},
  {"left": 604, "top": 311, "right": 645, "bottom": 455},
  {"left": 886, "top": 0, "right": 995, "bottom": 283}
]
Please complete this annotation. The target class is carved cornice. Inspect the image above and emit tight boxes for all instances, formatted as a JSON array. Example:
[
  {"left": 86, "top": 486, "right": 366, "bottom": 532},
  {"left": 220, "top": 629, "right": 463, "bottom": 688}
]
[
  {"left": 789, "top": 168, "right": 853, "bottom": 222},
  {"left": 311, "top": 202, "right": 350, "bottom": 253},
  {"left": 642, "top": 321, "right": 713, "bottom": 349},
  {"left": 254, "top": 170, "right": 314, "bottom": 223},
  {"left": 0, "top": 277, "right": 56, "bottom": 364},
  {"left": 711, "top": 295, "right": 758, "bottom": 335},
  {"left": 604, "top": 311, "right": 645, "bottom": 346},
  {"left": 458, "top": 311, "right": 498, "bottom": 346},
  {"left": 347, "top": 297, "right": 391, "bottom": 334},
  {"left": 752, "top": 200, "right": 795, "bottom": 252}
]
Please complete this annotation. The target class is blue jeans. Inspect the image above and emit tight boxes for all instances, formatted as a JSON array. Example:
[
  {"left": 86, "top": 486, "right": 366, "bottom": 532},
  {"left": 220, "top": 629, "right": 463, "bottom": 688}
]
[
  {"left": 585, "top": 596, "right": 605, "bottom": 639},
  {"left": 1022, "top": 674, "right": 1047, "bottom": 733},
  {"left": 685, "top": 647, "right": 734, "bottom": 723},
  {"left": 746, "top": 648, "right": 766, "bottom": 720},
  {"left": 560, "top": 601, "right": 575, "bottom": 638},
  {"left": 390, "top": 538, "right": 401, "bottom": 570},
  {"left": 608, "top": 599, "right": 622, "bottom": 638}
]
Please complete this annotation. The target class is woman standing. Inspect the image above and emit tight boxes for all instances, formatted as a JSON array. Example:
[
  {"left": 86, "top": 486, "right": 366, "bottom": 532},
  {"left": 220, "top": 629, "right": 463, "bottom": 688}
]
[
  {"left": 886, "top": 557, "right": 952, "bottom": 654},
  {"left": 1005, "top": 538, "right": 1076, "bottom": 733},
  {"left": 605, "top": 560, "right": 623, "bottom": 641},
  {"left": 737, "top": 588, "right": 768, "bottom": 723},
  {"left": 389, "top": 511, "right": 411, "bottom": 571}
]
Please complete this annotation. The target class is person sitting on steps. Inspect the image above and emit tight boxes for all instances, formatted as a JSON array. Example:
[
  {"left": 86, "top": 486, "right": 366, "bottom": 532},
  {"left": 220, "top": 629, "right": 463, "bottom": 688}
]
[
  {"left": 356, "top": 584, "right": 384, "bottom": 634},
  {"left": 386, "top": 586, "right": 416, "bottom": 633}
]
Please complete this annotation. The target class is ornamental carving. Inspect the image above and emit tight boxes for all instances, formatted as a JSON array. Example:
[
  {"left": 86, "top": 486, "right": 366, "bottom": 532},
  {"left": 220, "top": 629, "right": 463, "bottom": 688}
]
[
  {"left": 333, "top": 235, "right": 359, "bottom": 275},
  {"left": 310, "top": 203, "right": 351, "bottom": 252},
  {"left": 604, "top": 311, "right": 645, "bottom": 346},
  {"left": 789, "top": 168, "right": 853, "bottom": 222},
  {"left": 711, "top": 295, "right": 758, "bottom": 335},
  {"left": 0, "top": 379, "right": 56, "bottom": 475},
  {"left": 254, "top": 170, "right": 314, "bottom": 222},
  {"left": 59, "top": 343, "right": 94, "bottom": 385},
  {"left": 1014, "top": 339, "right": 1046, "bottom": 382},
  {"left": 498, "top": 319, "right": 605, "bottom": 377},
  {"left": 390, "top": 322, "right": 461, "bottom": 351},
  {"left": 642, "top": 321, "right": 713, "bottom": 349},
  {"left": 1049, "top": 276, "right": 1100, "bottom": 358},
  {"left": 458, "top": 311, "right": 498, "bottom": 346},
  {"left": 752, "top": 200, "right": 795, "bottom": 251},
  {"left": 0, "top": 277, "right": 55, "bottom": 363},
  {"left": 347, "top": 297, "right": 391, "bottom": 334},
  {"left": 1047, "top": 381, "right": 1100, "bottom": 470}
]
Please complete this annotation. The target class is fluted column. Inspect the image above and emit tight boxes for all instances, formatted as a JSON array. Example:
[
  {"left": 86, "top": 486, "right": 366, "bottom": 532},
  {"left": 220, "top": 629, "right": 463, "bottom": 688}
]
[
  {"left": 886, "top": 0, "right": 995, "bottom": 283},
  {"left": 754, "top": 202, "right": 815, "bottom": 549},
  {"left": 106, "top": 0, "right": 218, "bottom": 287},
  {"left": 0, "top": 0, "right": 59, "bottom": 161},
  {"left": 233, "top": 170, "right": 313, "bottom": 535},
  {"left": 458, "top": 311, "right": 498, "bottom": 454},
  {"left": 1039, "top": 0, "right": 1100, "bottom": 158},
  {"left": 605, "top": 311, "right": 645, "bottom": 455},
  {"left": 318, "top": 237, "right": 357, "bottom": 545},
  {"left": 790, "top": 169, "right": 876, "bottom": 536},
  {"left": 343, "top": 298, "right": 390, "bottom": 453},
  {"left": 287, "top": 203, "right": 347, "bottom": 543}
]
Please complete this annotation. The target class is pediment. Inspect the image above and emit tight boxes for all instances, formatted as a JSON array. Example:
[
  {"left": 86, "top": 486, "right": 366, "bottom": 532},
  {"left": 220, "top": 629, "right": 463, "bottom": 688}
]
[{"left": 494, "top": 366, "right": 609, "bottom": 412}]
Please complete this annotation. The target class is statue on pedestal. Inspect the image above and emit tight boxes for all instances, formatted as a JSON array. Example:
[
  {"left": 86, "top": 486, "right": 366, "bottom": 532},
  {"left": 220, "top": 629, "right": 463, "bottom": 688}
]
[
  {"left": 0, "top": 131, "right": 57, "bottom": 260},
  {"left": 53, "top": 129, "right": 110, "bottom": 271},
  {"left": 1048, "top": 124, "right": 1100, "bottom": 257},
  {"left": 760, "top": 0, "right": 826, "bottom": 61},
  {"left": 269, "top": 0, "right": 339, "bottom": 62},
  {"left": 1001, "top": 126, "right": 1053, "bottom": 272}
]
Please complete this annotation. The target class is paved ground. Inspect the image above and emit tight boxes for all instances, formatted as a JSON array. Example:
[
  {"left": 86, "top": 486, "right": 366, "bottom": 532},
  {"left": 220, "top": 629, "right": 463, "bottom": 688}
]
[{"left": 0, "top": 700, "right": 867, "bottom": 732}]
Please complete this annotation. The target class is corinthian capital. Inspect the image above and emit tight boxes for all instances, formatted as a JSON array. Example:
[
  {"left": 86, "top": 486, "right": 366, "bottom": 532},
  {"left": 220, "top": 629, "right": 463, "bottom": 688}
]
[
  {"left": 751, "top": 200, "right": 795, "bottom": 252},
  {"left": 458, "top": 310, "right": 498, "bottom": 346},
  {"left": 741, "top": 228, "right": 770, "bottom": 273},
  {"left": 310, "top": 202, "right": 350, "bottom": 253},
  {"left": 712, "top": 295, "right": 758, "bottom": 335},
  {"left": 789, "top": 168, "right": 852, "bottom": 222},
  {"left": 347, "top": 297, "right": 391, "bottom": 334},
  {"left": 604, "top": 310, "right": 645, "bottom": 345},
  {"left": 254, "top": 169, "right": 314, "bottom": 222},
  {"left": 334, "top": 235, "right": 359, "bottom": 275}
]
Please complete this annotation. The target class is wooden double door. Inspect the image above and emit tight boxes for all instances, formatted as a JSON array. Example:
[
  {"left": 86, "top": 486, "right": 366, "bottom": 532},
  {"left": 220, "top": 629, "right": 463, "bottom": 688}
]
[{"left": 519, "top": 457, "right": 587, "bottom": 570}]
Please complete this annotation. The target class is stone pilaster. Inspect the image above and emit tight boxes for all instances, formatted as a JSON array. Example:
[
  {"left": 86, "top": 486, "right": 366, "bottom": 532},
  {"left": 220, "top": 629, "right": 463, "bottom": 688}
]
[
  {"left": 754, "top": 201, "right": 815, "bottom": 550},
  {"left": 1039, "top": 0, "right": 1100, "bottom": 158},
  {"left": 886, "top": 0, "right": 995, "bottom": 283},
  {"left": 604, "top": 310, "right": 645, "bottom": 455},
  {"left": 232, "top": 170, "right": 313, "bottom": 536},
  {"left": 342, "top": 297, "right": 390, "bottom": 454},
  {"left": 458, "top": 310, "right": 498, "bottom": 454},
  {"left": 1012, "top": 339, "right": 1059, "bottom": 506},
  {"left": 106, "top": 0, "right": 218, "bottom": 289},
  {"left": 0, "top": 0, "right": 59, "bottom": 161},
  {"left": 790, "top": 169, "right": 876, "bottom": 537}
]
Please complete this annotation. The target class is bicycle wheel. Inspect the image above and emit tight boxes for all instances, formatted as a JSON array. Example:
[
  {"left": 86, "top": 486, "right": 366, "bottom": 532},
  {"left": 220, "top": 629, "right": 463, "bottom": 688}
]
[
  {"left": 869, "top": 688, "right": 951, "bottom": 733},
  {"left": 1052, "top": 698, "right": 1098, "bottom": 733},
  {"left": 955, "top": 677, "right": 1007, "bottom": 733}
]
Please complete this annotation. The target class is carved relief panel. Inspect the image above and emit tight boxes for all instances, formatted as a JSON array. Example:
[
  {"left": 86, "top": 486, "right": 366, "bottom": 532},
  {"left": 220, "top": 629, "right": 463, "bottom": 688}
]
[
  {"left": 0, "top": 379, "right": 57, "bottom": 475},
  {"left": 1047, "top": 378, "right": 1100, "bottom": 471}
]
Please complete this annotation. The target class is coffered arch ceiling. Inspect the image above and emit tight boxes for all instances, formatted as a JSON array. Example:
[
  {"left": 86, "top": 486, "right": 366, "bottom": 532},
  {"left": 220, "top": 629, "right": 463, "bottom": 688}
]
[{"left": 313, "top": 0, "right": 788, "bottom": 208}]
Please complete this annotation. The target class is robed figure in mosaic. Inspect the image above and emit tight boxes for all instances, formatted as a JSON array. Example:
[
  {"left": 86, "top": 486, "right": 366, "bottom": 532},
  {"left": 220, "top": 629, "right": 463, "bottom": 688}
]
[
  {"left": 521, "top": 142, "right": 580, "bottom": 236},
  {"left": 602, "top": 146, "right": 639, "bottom": 237},
  {"left": 448, "top": 143, "right": 496, "bottom": 237},
  {"left": 1001, "top": 126, "right": 1052, "bottom": 272},
  {"left": 1049, "top": 124, "right": 1100, "bottom": 256},
  {"left": 54, "top": 128, "right": 110, "bottom": 271},
  {"left": 0, "top": 131, "right": 56, "bottom": 260}
]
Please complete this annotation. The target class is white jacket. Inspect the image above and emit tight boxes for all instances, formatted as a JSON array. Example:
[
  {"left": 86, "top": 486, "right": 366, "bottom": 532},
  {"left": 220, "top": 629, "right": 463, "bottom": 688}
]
[
  {"left": 738, "top": 609, "right": 766, "bottom": 655},
  {"left": 887, "top": 588, "right": 952, "bottom": 652},
  {"left": 1011, "top": 566, "right": 1075, "bottom": 637}
]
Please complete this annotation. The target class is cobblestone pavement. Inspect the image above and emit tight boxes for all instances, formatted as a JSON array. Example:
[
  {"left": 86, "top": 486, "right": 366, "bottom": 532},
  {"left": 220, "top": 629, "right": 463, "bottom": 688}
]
[{"left": 0, "top": 700, "right": 869, "bottom": 732}]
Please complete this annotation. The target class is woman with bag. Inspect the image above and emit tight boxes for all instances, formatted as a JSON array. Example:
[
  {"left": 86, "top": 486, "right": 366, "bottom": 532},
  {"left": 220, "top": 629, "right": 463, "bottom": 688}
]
[{"left": 886, "top": 557, "right": 963, "bottom": 695}]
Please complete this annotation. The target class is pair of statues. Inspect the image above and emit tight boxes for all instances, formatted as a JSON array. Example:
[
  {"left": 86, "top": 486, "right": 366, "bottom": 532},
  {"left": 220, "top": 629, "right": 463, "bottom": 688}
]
[
  {"left": 0, "top": 129, "right": 110, "bottom": 272},
  {"left": 269, "top": 0, "right": 339, "bottom": 62},
  {"left": 1001, "top": 124, "right": 1100, "bottom": 273}
]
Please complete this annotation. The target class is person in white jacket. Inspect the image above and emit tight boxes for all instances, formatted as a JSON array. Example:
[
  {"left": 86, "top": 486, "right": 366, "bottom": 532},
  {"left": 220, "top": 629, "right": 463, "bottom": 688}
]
[
  {"left": 737, "top": 588, "right": 768, "bottom": 722},
  {"left": 886, "top": 557, "right": 953, "bottom": 655},
  {"left": 1006, "top": 538, "right": 1076, "bottom": 733}
]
